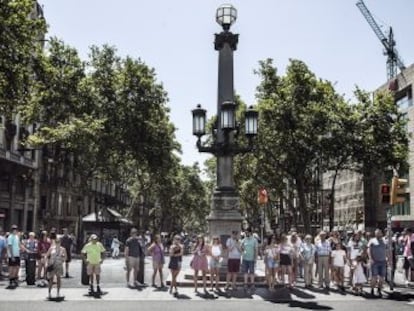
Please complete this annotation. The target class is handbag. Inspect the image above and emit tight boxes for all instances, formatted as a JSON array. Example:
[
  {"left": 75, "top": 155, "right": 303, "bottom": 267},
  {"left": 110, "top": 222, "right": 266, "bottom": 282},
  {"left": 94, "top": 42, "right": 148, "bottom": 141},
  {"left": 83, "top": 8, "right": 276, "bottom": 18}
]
[{"left": 46, "top": 263, "right": 54, "bottom": 272}]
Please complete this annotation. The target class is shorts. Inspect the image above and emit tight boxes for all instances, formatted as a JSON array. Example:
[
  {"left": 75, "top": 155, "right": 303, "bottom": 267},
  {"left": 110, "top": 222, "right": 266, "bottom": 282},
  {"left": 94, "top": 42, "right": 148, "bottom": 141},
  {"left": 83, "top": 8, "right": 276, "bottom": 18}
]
[
  {"left": 266, "top": 258, "right": 278, "bottom": 269},
  {"left": 209, "top": 258, "right": 221, "bottom": 269},
  {"left": 86, "top": 263, "right": 101, "bottom": 275},
  {"left": 127, "top": 256, "right": 140, "bottom": 270},
  {"left": 8, "top": 257, "right": 20, "bottom": 266},
  {"left": 280, "top": 254, "right": 291, "bottom": 266},
  {"left": 332, "top": 266, "right": 344, "bottom": 275},
  {"left": 227, "top": 258, "right": 240, "bottom": 273},
  {"left": 242, "top": 260, "right": 255, "bottom": 274},
  {"left": 371, "top": 261, "right": 386, "bottom": 278},
  {"left": 65, "top": 249, "right": 71, "bottom": 262}
]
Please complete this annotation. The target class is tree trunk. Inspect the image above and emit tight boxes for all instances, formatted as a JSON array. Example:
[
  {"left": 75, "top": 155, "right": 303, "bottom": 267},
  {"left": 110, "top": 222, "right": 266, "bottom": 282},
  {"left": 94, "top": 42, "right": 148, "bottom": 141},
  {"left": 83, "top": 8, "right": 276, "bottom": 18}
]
[
  {"left": 296, "top": 175, "right": 311, "bottom": 234},
  {"left": 329, "top": 170, "right": 338, "bottom": 232}
]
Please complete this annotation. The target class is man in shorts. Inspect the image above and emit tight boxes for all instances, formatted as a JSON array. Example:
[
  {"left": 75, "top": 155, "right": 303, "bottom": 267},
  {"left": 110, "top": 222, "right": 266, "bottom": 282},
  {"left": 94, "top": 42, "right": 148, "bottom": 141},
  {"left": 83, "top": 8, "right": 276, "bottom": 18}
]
[
  {"left": 7, "top": 225, "right": 21, "bottom": 288},
  {"left": 81, "top": 234, "right": 105, "bottom": 294},
  {"left": 60, "top": 228, "right": 73, "bottom": 278},
  {"left": 225, "top": 230, "right": 242, "bottom": 291},
  {"left": 241, "top": 228, "right": 258, "bottom": 292},
  {"left": 368, "top": 228, "right": 387, "bottom": 297},
  {"left": 124, "top": 228, "right": 143, "bottom": 288}
]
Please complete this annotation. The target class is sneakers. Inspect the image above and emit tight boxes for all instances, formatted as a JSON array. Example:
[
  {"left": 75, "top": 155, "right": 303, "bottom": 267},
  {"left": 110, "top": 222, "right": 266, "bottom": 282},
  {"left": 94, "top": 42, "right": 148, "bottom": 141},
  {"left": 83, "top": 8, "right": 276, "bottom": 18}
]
[{"left": 96, "top": 286, "right": 102, "bottom": 295}]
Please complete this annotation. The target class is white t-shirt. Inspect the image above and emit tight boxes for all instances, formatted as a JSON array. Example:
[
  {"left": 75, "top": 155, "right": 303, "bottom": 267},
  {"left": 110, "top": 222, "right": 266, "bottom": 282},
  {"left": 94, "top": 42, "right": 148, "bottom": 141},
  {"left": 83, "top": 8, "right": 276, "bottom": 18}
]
[
  {"left": 331, "top": 249, "right": 346, "bottom": 267},
  {"left": 347, "top": 240, "right": 362, "bottom": 260},
  {"left": 226, "top": 238, "right": 241, "bottom": 259}
]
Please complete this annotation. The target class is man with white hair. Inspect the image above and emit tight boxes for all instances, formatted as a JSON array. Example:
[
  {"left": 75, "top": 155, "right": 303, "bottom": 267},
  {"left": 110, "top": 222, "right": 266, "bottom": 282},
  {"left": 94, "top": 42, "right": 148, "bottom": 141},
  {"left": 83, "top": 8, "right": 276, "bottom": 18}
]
[{"left": 315, "top": 231, "right": 331, "bottom": 289}]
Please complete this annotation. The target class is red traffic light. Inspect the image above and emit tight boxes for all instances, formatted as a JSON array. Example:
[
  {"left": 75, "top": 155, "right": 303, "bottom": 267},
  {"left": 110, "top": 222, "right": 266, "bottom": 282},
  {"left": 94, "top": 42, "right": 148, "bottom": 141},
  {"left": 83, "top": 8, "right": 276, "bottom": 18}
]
[{"left": 381, "top": 184, "right": 390, "bottom": 194}]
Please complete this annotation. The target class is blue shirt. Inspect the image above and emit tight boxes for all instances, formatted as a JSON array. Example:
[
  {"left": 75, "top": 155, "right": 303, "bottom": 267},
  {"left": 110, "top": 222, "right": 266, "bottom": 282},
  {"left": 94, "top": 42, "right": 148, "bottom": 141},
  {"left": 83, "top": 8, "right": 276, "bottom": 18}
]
[
  {"left": 241, "top": 236, "right": 258, "bottom": 261},
  {"left": 7, "top": 234, "right": 20, "bottom": 257}
]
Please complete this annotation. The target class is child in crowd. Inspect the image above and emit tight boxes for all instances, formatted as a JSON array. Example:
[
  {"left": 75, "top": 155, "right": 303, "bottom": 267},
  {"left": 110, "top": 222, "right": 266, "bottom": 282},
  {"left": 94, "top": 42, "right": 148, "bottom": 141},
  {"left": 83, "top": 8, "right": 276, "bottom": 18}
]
[
  {"left": 331, "top": 242, "right": 346, "bottom": 290},
  {"left": 352, "top": 255, "right": 367, "bottom": 295}
]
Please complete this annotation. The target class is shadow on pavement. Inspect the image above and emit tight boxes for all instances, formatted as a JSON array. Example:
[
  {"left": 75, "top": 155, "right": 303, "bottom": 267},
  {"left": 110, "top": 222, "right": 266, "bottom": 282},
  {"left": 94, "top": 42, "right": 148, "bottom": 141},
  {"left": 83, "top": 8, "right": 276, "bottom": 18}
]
[
  {"left": 173, "top": 292, "right": 191, "bottom": 300},
  {"left": 214, "top": 288, "right": 232, "bottom": 299},
  {"left": 225, "top": 288, "right": 254, "bottom": 299},
  {"left": 289, "top": 301, "right": 333, "bottom": 310},
  {"left": 255, "top": 287, "right": 333, "bottom": 310},
  {"left": 385, "top": 290, "right": 414, "bottom": 301},
  {"left": 195, "top": 291, "right": 218, "bottom": 300}
]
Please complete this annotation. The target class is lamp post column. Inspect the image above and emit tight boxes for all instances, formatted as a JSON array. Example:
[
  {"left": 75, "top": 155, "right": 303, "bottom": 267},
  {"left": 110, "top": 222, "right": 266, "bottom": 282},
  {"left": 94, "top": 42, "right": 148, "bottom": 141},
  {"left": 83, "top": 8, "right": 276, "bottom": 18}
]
[{"left": 207, "top": 27, "right": 242, "bottom": 240}]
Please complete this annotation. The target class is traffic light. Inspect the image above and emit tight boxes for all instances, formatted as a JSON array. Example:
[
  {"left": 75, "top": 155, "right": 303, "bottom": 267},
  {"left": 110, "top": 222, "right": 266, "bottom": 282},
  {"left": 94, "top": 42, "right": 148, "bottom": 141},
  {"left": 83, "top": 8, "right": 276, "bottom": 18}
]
[
  {"left": 258, "top": 188, "right": 268, "bottom": 205},
  {"left": 356, "top": 209, "right": 363, "bottom": 223},
  {"left": 390, "top": 176, "right": 408, "bottom": 205},
  {"left": 380, "top": 183, "right": 390, "bottom": 203}
]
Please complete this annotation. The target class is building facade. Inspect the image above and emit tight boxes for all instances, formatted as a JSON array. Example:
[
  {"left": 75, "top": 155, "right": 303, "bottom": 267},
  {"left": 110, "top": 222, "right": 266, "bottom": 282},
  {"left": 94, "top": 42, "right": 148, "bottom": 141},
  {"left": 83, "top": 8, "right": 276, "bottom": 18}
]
[{"left": 328, "top": 64, "right": 414, "bottom": 231}]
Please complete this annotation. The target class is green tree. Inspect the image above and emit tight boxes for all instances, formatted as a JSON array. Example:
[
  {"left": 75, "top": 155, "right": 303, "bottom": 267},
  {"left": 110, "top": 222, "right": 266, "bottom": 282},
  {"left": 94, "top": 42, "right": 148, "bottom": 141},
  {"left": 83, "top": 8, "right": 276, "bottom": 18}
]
[
  {"left": 255, "top": 59, "right": 343, "bottom": 233},
  {"left": 0, "top": 0, "right": 46, "bottom": 118}
]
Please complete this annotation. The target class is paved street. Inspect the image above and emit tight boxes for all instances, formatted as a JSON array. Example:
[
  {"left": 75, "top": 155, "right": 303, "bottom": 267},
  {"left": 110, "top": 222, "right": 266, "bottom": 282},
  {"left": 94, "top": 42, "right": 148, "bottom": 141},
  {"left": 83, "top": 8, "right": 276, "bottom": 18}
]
[{"left": 0, "top": 255, "right": 413, "bottom": 310}]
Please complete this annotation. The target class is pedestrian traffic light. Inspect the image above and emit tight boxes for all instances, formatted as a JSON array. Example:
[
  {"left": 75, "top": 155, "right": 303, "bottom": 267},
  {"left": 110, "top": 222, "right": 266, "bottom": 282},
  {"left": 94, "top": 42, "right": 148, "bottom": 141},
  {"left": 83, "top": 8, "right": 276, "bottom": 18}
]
[
  {"left": 380, "top": 183, "right": 390, "bottom": 203},
  {"left": 390, "top": 177, "right": 408, "bottom": 205}
]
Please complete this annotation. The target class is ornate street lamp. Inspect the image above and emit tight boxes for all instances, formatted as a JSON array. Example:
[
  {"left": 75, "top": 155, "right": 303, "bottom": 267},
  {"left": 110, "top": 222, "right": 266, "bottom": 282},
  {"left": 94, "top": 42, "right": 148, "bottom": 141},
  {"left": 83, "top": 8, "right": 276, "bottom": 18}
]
[{"left": 192, "top": 4, "right": 258, "bottom": 238}]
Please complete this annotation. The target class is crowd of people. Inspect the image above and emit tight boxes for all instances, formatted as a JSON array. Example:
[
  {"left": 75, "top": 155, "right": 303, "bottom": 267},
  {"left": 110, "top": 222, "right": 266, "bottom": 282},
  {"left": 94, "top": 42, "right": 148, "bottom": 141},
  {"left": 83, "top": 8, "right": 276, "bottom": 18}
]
[
  {"left": 1, "top": 224, "right": 414, "bottom": 299},
  {"left": 166, "top": 227, "right": 414, "bottom": 297}
]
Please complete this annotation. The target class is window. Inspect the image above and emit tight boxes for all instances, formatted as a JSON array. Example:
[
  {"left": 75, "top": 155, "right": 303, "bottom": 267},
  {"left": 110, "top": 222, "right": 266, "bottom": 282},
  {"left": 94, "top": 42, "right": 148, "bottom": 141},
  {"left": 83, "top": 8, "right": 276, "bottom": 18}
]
[{"left": 392, "top": 194, "right": 411, "bottom": 216}]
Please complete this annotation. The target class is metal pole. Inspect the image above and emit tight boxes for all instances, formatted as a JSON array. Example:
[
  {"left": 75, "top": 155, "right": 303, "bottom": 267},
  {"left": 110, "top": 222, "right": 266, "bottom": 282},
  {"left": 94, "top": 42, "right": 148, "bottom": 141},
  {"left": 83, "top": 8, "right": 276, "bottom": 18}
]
[{"left": 386, "top": 207, "right": 394, "bottom": 290}]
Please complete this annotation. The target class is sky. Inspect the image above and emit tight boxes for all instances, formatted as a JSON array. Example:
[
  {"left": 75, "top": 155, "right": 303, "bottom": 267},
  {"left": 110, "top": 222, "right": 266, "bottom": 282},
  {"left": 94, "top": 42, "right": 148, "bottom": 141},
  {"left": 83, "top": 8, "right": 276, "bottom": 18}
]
[{"left": 38, "top": 0, "right": 414, "bottom": 168}]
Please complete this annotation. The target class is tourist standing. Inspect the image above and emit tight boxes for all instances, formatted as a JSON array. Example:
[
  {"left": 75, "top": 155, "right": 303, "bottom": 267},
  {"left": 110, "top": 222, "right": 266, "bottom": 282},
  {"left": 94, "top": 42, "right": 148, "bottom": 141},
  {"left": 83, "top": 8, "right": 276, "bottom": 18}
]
[
  {"left": 264, "top": 235, "right": 278, "bottom": 290},
  {"left": 147, "top": 234, "right": 165, "bottom": 288},
  {"left": 279, "top": 234, "right": 294, "bottom": 287},
  {"left": 241, "top": 228, "right": 258, "bottom": 292},
  {"left": 300, "top": 234, "right": 315, "bottom": 288},
  {"left": 168, "top": 235, "right": 183, "bottom": 296},
  {"left": 315, "top": 231, "right": 331, "bottom": 289},
  {"left": 368, "top": 229, "right": 387, "bottom": 297},
  {"left": 124, "top": 228, "right": 144, "bottom": 288},
  {"left": 46, "top": 237, "right": 67, "bottom": 298},
  {"left": 225, "top": 231, "right": 242, "bottom": 291},
  {"left": 111, "top": 236, "right": 121, "bottom": 259},
  {"left": 402, "top": 228, "right": 414, "bottom": 285},
  {"left": 331, "top": 242, "right": 346, "bottom": 290},
  {"left": 37, "top": 231, "right": 50, "bottom": 280},
  {"left": 60, "top": 228, "right": 73, "bottom": 278},
  {"left": 191, "top": 235, "right": 209, "bottom": 293},
  {"left": 81, "top": 234, "right": 106, "bottom": 295},
  {"left": 7, "top": 225, "right": 21, "bottom": 289},
  {"left": 209, "top": 236, "right": 223, "bottom": 291}
]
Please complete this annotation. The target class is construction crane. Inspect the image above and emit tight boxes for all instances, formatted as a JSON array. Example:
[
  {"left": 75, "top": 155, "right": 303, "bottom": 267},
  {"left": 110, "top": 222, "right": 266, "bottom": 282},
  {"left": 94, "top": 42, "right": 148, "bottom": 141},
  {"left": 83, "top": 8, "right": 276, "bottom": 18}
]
[{"left": 356, "top": 0, "right": 406, "bottom": 81}]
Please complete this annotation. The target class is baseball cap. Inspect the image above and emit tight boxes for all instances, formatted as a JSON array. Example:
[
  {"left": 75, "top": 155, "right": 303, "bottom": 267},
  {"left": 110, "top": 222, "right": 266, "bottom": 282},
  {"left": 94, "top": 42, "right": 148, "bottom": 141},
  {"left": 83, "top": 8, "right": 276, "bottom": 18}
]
[
  {"left": 90, "top": 234, "right": 98, "bottom": 240},
  {"left": 11, "top": 224, "right": 18, "bottom": 230}
]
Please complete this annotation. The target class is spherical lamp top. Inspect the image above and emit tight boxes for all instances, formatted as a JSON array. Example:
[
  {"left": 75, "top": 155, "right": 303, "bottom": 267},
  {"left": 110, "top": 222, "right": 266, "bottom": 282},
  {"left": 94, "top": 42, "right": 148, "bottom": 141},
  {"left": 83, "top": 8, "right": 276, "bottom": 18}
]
[{"left": 216, "top": 4, "right": 237, "bottom": 31}]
